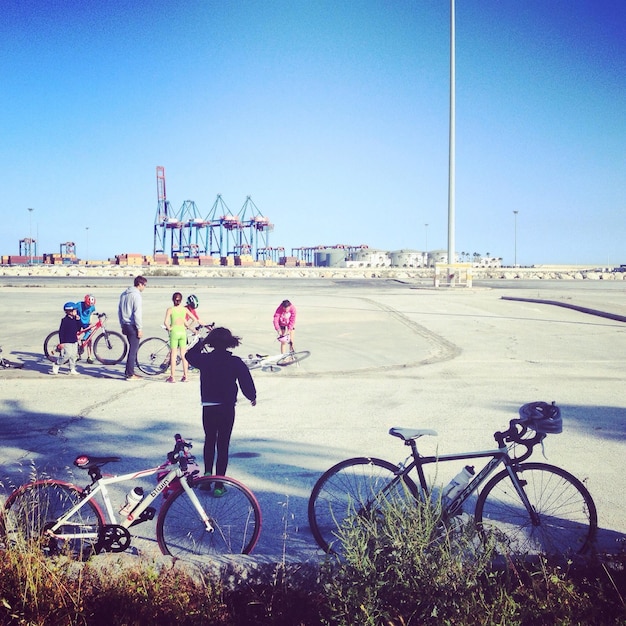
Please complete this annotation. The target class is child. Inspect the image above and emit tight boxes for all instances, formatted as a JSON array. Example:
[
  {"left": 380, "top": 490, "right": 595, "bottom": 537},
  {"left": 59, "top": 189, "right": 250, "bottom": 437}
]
[
  {"left": 52, "top": 302, "right": 83, "bottom": 375},
  {"left": 75, "top": 294, "right": 96, "bottom": 362},
  {"left": 273, "top": 299, "right": 297, "bottom": 353},
  {"left": 163, "top": 292, "right": 190, "bottom": 383},
  {"left": 185, "top": 327, "right": 256, "bottom": 496}
]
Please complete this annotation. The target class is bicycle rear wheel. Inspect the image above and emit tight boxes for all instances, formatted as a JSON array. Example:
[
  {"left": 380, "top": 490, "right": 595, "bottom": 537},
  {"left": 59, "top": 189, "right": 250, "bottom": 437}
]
[
  {"left": 474, "top": 462, "right": 597, "bottom": 558},
  {"left": 93, "top": 330, "right": 127, "bottom": 365},
  {"left": 308, "top": 457, "right": 418, "bottom": 554},
  {"left": 136, "top": 337, "right": 170, "bottom": 375},
  {"left": 276, "top": 350, "right": 311, "bottom": 367},
  {"left": 2, "top": 480, "right": 105, "bottom": 560},
  {"left": 43, "top": 331, "right": 61, "bottom": 362},
  {"left": 156, "top": 476, "right": 262, "bottom": 557}
]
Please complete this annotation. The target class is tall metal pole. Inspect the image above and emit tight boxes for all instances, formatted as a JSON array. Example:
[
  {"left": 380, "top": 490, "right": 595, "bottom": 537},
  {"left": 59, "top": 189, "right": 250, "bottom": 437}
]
[
  {"left": 27, "top": 208, "right": 34, "bottom": 265},
  {"left": 425, "top": 223, "right": 429, "bottom": 266},
  {"left": 447, "top": 0, "right": 456, "bottom": 269},
  {"left": 513, "top": 210, "right": 519, "bottom": 267},
  {"left": 86, "top": 226, "right": 89, "bottom": 264}
]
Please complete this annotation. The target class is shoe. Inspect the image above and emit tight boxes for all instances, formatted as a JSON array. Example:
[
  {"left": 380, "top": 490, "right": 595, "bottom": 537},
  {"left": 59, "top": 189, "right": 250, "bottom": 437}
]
[
  {"left": 51, "top": 365, "right": 59, "bottom": 375},
  {"left": 166, "top": 376, "right": 175, "bottom": 383},
  {"left": 212, "top": 485, "right": 227, "bottom": 498},
  {"left": 126, "top": 374, "right": 142, "bottom": 380},
  {"left": 180, "top": 376, "right": 187, "bottom": 382},
  {"left": 86, "top": 358, "right": 94, "bottom": 364},
  {"left": 69, "top": 369, "right": 80, "bottom": 375}
]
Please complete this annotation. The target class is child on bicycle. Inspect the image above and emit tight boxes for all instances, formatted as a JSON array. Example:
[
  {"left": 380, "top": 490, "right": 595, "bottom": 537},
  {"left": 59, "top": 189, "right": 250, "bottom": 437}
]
[
  {"left": 185, "top": 327, "right": 256, "bottom": 497},
  {"left": 51, "top": 302, "right": 83, "bottom": 375},
  {"left": 76, "top": 294, "right": 97, "bottom": 363}
]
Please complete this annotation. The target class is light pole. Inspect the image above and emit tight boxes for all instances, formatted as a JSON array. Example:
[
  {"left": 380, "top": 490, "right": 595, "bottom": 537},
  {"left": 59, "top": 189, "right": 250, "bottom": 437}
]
[
  {"left": 27, "top": 208, "right": 34, "bottom": 265},
  {"left": 85, "top": 226, "right": 89, "bottom": 264},
  {"left": 513, "top": 210, "right": 519, "bottom": 267},
  {"left": 424, "top": 223, "right": 429, "bottom": 267}
]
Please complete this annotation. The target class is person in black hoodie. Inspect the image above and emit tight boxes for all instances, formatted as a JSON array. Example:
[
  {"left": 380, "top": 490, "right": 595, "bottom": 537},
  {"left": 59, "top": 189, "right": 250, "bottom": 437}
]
[{"left": 185, "top": 327, "right": 256, "bottom": 496}]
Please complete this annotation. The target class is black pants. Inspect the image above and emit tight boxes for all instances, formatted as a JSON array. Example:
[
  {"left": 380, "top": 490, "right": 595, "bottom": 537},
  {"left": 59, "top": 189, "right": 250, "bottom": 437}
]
[
  {"left": 121, "top": 323, "right": 139, "bottom": 377},
  {"left": 202, "top": 404, "right": 236, "bottom": 476}
]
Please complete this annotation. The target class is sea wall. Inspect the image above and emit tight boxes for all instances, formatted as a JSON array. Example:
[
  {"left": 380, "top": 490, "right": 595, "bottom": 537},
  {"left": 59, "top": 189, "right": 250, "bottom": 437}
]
[{"left": 1, "top": 264, "right": 624, "bottom": 281}]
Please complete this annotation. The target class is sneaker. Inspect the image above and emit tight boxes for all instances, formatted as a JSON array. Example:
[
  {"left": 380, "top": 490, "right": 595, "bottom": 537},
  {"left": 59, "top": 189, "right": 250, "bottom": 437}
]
[
  {"left": 180, "top": 376, "right": 187, "bottom": 382},
  {"left": 166, "top": 376, "right": 175, "bottom": 383},
  {"left": 212, "top": 485, "right": 227, "bottom": 498},
  {"left": 126, "top": 374, "right": 142, "bottom": 380},
  {"left": 86, "top": 358, "right": 94, "bottom": 364},
  {"left": 51, "top": 364, "right": 59, "bottom": 375},
  {"left": 69, "top": 369, "right": 80, "bottom": 375}
]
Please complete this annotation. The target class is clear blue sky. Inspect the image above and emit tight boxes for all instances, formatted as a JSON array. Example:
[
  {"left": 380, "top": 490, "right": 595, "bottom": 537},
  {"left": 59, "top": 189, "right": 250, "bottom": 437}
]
[{"left": 1, "top": 0, "right": 624, "bottom": 266}]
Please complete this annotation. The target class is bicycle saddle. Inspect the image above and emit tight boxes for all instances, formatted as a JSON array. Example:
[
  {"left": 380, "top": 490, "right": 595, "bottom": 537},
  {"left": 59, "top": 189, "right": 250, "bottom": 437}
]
[
  {"left": 389, "top": 427, "right": 438, "bottom": 441},
  {"left": 74, "top": 454, "right": 121, "bottom": 470}
]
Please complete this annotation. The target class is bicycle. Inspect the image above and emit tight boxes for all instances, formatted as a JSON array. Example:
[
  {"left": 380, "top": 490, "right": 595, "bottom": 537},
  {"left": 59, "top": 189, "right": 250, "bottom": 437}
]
[
  {"left": 0, "top": 346, "right": 24, "bottom": 369},
  {"left": 308, "top": 401, "right": 597, "bottom": 558},
  {"left": 1, "top": 434, "right": 262, "bottom": 560},
  {"left": 44, "top": 313, "right": 127, "bottom": 365},
  {"left": 243, "top": 339, "right": 311, "bottom": 372},
  {"left": 136, "top": 324, "right": 214, "bottom": 376}
]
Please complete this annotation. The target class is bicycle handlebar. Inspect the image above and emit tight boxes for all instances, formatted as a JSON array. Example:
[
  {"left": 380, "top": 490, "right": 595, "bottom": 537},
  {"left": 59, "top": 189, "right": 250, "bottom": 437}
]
[
  {"left": 167, "top": 434, "right": 193, "bottom": 471},
  {"left": 494, "top": 419, "right": 545, "bottom": 463}
]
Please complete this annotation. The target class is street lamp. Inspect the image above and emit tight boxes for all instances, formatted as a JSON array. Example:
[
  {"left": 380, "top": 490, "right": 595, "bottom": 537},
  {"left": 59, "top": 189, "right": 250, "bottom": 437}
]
[
  {"left": 27, "top": 208, "right": 34, "bottom": 265},
  {"left": 513, "top": 210, "right": 519, "bottom": 267},
  {"left": 424, "top": 223, "right": 429, "bottom": 267},
  {"left": 85, "top": 226, "right": 89, "bottom": 264}
]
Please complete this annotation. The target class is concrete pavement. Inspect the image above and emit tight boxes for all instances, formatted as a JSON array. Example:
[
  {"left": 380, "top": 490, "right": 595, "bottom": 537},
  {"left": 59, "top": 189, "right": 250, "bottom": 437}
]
[{"left": 1, "top": 276, "right": 624, "bottom": 563}]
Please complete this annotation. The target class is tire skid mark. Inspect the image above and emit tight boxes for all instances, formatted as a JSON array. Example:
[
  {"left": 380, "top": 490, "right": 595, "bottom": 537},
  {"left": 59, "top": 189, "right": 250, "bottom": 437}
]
[{"left": 286, "top": 297, "right": 461, "bottom": 377}]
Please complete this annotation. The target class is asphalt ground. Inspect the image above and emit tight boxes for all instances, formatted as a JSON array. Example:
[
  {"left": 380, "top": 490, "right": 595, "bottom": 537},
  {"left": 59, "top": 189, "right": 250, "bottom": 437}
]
[{"left": 0, "top": 276, "right": 625, "bottom": 564}]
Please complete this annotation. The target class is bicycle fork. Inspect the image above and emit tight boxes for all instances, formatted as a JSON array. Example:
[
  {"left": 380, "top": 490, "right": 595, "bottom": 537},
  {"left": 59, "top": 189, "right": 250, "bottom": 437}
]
[
  {"left": 179, "top": 477, "right": 215, "bottom": 534},
  {"left": 504, "top": 464, "right": 541, "bottom": 526}
]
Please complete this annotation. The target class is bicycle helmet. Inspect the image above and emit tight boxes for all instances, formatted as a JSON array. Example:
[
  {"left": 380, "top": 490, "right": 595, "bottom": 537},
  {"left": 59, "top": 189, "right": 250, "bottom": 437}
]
[
  {"left": 63, "top": 301, "right": 78, "bottom": 312},
  {"left": 518, "top": 401, "right": 562, "bottom": 434},
  {"left": 186, "top": 294, "right": 199, "bottom": 309},
  {"left": 84, "top": 294, "right": 96, "bottom": 306}
]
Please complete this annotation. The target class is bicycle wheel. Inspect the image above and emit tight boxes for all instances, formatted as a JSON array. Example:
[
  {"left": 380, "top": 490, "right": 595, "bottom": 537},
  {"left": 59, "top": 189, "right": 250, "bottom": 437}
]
[
  {"left": 308, "top": 457, "right": 418, "bottom": 554},
  {"left": 136, "top": 337, "right": 170, "bottom": 375},
  {"left": 276, "top": 350, "right": 311, "bottom": 367},
  {"left": 93, "top": 330, "right": 127, "bottom": 365},
  {"left": 43, "top": 331, "right": 61, "bottom": 362},
  {"left": 156, "top": 476, "right": 261, "bottom": 557},
  {"left": 474, "top": 462, "right": 597, "bottom": 558},
  {"left": 2, "top": 480, "right": 105, "bottom": 560}
]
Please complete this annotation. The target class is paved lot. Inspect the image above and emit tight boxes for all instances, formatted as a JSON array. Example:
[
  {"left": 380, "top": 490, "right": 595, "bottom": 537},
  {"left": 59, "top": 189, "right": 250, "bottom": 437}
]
[{"left": 1, "top": 276, "right": 625, "bottom": 563}]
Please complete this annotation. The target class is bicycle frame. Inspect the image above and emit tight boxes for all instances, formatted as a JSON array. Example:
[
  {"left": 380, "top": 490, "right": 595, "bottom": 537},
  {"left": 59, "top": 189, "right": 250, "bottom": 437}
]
[
  {"left": 47, "top": 462, "right": 214, "bottom": 543},
  {"left": 393, "top": 438, "right": 536, "bottom": 520}
]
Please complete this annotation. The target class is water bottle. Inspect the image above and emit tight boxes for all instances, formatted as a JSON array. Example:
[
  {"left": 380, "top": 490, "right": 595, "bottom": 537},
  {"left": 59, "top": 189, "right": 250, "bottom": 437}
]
[
  {"left": 443, "top": 466, "right": 475, "bottom": 502},
  {"left": 119, "top": 486, "right": 144, "bottom": 516}
]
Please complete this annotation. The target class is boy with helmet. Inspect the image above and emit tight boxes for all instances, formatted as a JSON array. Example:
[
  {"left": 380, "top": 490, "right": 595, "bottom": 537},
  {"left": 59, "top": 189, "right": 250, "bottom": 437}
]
[
  {"left": 52, "top": 302, "right": 83, "bottom": 375},
  {"left": 76, "top": 294, "right": 97, "bottom": 363},
  {"left": 184, "top": 294, "right": 205, "bottom": 326}
]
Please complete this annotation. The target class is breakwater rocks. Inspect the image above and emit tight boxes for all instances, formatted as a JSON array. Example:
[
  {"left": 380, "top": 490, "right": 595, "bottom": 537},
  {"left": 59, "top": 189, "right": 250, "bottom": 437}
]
[{"left": 1, "top": 264, "right": 624, "bottom": 281}]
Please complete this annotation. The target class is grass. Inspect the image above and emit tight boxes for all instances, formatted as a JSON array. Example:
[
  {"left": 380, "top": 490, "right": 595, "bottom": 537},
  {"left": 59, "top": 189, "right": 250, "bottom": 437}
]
[{"left": 0, "top": 490, "right": 625, "bottom": 625}]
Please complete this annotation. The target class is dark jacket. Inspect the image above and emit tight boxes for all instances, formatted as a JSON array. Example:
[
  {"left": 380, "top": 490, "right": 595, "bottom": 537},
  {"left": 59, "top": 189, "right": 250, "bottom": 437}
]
[
  {"left": 59, "top": 315, "right": 82, "bottom": 344},
  {"left": 186, "top": 342, "right": 256, "bottom": 406}
]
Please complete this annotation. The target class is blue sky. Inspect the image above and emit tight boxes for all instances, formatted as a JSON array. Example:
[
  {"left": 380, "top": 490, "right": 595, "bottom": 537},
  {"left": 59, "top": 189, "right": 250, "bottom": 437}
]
[{"left": 1, "top": 0, "right": 624, "bottom": 266}]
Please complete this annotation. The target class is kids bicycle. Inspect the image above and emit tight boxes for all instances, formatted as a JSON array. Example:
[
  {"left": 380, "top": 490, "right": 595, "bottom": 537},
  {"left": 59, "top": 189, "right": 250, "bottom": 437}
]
[
  {"left": 308, "top": 402, "right": 597, "bottom": 558},
  {"left": 1, "top": 434, "right": 261, "bottom": 559},
  {"left": 243, "top": 338, "right": 311, "bottom": 372},
  {"left": 135, "top": 324, "right": 214, "bottom": 376},
  {"left": 44, "top": 313, "right": 127, "bottom": 366}
]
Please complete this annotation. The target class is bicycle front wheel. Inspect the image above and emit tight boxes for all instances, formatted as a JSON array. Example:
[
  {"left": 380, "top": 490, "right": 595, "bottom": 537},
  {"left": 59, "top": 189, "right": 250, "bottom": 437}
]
[
  {"left": 43, "top": 331, "right": 61, "bottom": 362},
  {"left": 475, "top": 462, "right": 597, "bottom": 558},
  {"left": 2, "top": 480, "right": 105, "bottom": 560},
  {"left": 276, "top": 350, "right": 311, "bottom": 367},
  {"left": 308, "top": 457, "right": 418, "bottom": 554},
  {"left": 136, "top": 337, "right": 170, "bottom": 375},
  {"left": 93, "top": 330, "right": 127, "bottom": 365},
  {"left": 156, "top": 476, "right": 262, "bottom": 557}
]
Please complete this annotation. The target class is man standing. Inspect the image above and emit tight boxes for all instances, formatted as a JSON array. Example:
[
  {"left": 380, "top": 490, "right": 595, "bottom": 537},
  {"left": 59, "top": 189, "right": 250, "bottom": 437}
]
[{"left": 118, "top": 275, "right": 147, "bottom": 380}]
